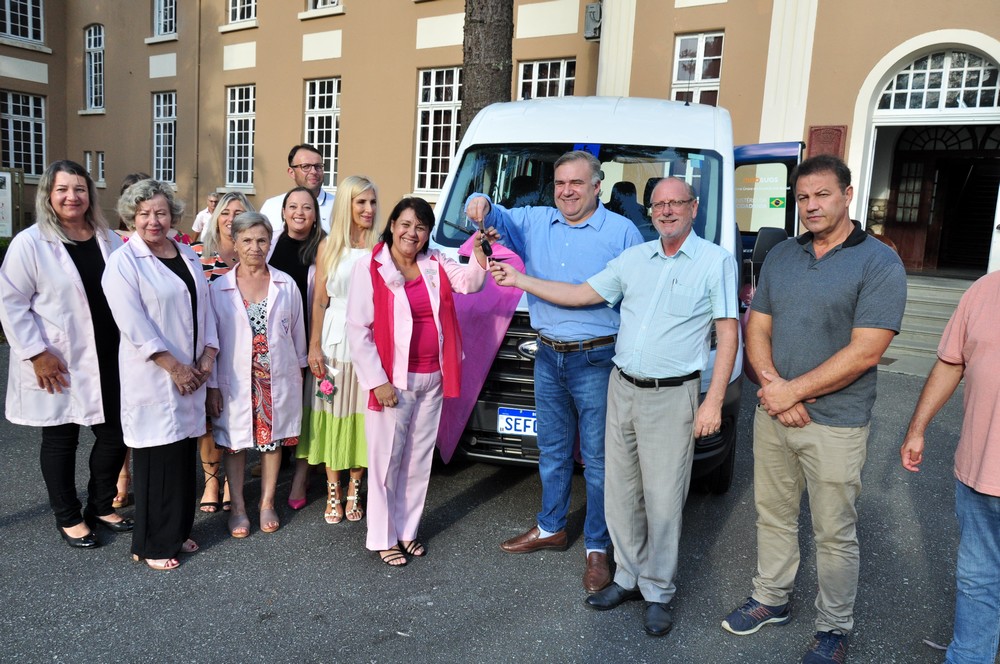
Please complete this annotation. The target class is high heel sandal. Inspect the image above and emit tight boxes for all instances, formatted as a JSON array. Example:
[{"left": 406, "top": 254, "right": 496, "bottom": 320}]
[
  {"left": 199, "top": 459, "right": 224, "bottom": 513},
  {"left": 324, "top": 480, "right": 343, "bottom": 524},
  {"left": 345, "top": 477, "right": 364, "bottom": 522},
  {"left": 132, "top": 554, "right": 179, "bottom": 570}
]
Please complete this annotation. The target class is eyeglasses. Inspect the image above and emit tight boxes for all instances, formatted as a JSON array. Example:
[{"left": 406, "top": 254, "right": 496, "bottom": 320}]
[
  {"left": 649, "top": 198, "right": 694, "bottom": 213},
  {"left": 291, "top": 163, "right": 325, "bottom": 173}
]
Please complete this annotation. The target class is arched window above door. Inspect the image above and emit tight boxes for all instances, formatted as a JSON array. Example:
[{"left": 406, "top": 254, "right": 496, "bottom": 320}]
[
  {"left": 896, "top": 126, "right": 977, "bottom": 151},
  {"left": 878, "top": 50, "right": 999, "bottom": 111}
]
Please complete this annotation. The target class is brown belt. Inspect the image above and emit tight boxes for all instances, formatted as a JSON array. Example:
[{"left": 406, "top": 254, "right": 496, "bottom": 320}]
[
  {"left": 617, "top": 367, "right": 700, "bottom": 389},
  {"left": 538, "top": 334, "right": 616, "bottom": 353}
]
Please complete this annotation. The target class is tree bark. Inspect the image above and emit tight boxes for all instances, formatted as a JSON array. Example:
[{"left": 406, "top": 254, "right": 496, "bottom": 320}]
[{"left": 460, "top": 0, "right": 515, "bottom": 139}]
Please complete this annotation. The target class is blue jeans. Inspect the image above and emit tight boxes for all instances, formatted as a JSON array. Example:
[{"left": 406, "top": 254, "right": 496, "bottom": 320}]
[
  {"left": 947, "top": 480, "right": 1000, "bottom": 664},
  {"left": 533, "top": 342, "right": 613, "bottom": 550}
]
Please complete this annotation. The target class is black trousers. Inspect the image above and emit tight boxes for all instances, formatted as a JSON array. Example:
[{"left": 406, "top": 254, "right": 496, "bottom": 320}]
[
  {"left": 131, "top": 438, "right": 197, "bottom": 559},
  {"left": 40, "top": 418, "right": 127, "bottom": 528}
]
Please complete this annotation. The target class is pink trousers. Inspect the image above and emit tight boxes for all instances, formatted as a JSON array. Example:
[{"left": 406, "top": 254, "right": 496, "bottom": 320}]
[{"left": 365, "top": 371, "right": 443, "bottom": 551}]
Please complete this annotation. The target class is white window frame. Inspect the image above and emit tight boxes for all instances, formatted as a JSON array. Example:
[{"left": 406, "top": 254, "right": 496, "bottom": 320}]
[
  {"left": 0, "top": 0, "right": 43, "bottom": 43},
  {"left": 153, "top": 91, "right": 177, "bottom": 184},
  {"left": 309, "top": 0, "right": 341, "bottom": 8},
  {"left": 154, "top": 0, "right": 177, "bottom": 37},
  {"left": 85, "top": 25, "right": 105, "bottom": 111},
  {"left": 414, "top": 67, "right": 462, "bottom": 193},
  {"left": 671, "top": 32, "right": 724, "bottom": 106},
  {"left": 304, "top": 77, "right": 340, "bottom": 190},
  {"left": 228, "top": 0, "right": 256, "bottom": 24},
  {"left": 96, "top": 151, "right": 106, "bottom": 185},
  {"left": 0, "top": 90, "right": 45, "bottom": 176},
  {"left": 518, "top": 58, "right": 576, "bottom": 100},
  {"left": 226, "top": 85, "right": 256, "bottom": 187},
  {"left": 84, "top": 150, "right": 93, "bottom": 176}
]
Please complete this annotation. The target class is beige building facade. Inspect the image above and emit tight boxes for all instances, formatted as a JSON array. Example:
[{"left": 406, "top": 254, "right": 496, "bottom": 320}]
[{"left": 1, "top": 0, "right": 998, "bottom": 272}]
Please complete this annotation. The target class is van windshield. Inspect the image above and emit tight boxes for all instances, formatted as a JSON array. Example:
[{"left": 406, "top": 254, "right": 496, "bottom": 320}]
[{"left": 434, "top": 143, "right": 725, "bottom": 248}]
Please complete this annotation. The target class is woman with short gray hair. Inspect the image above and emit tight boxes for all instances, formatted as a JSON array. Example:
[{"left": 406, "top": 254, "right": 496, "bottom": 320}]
[{"left": 208, "top": 212, "right": 308, "bottom": 538}]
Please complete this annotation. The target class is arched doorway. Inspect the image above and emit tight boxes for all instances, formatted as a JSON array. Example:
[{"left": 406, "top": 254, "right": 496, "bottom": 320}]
[{"left": 864, "top": 48, "right": 1000, "bottom": 275}]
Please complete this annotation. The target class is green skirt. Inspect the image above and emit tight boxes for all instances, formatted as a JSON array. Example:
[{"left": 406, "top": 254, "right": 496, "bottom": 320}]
[{"left": 297, "top": 359, "right": 367, "bottom": 471}]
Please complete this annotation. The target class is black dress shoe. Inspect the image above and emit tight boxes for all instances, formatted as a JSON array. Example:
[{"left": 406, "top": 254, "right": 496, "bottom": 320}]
[
  {"left": 84, "top": 510, "right": 134, "bottom": 533},
  {"left": 644, "top": 602, "right": 673, "bottom": 637},
  {"left": 585, "top": 582, "right": 642, "bottom": 611},
  {"left": 57, "top": 526, "right": 99, "bottom": 549}
]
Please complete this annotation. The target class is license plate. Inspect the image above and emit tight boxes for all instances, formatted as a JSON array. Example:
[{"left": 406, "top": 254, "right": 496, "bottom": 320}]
[{"left": 497, "top": 407, "right": 537, "bottom": 436}]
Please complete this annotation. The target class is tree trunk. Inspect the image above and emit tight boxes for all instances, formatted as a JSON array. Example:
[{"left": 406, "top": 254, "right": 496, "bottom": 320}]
[{"left": 460, "top": 0, "right": 514, "bottom": 139}]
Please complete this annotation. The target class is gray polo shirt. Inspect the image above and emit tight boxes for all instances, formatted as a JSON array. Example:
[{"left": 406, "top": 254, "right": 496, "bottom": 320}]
[{"left": 751, "top": 221, "right": 906, "bottom": 427}]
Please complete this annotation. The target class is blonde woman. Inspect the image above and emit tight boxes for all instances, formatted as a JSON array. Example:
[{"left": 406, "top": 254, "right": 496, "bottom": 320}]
[{"left": 289, "top": 176, "right": 378, "bottom": 523}]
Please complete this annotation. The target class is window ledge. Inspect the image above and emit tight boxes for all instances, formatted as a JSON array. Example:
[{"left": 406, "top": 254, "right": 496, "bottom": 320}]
[
  {"left": 95, "top": 181, "right": 107, "bottom": 189},
  {"left": 298, "top": 6, "right": 345, "bottom": 20},
  {"left": 0, "top": 35, "right": 52, "bottom": 54},
  {"left": 223, "top": 186, "right": 256, "bottom": 195},
  {"left": 24, "top": 175, "right": 40, "bottom": 185},
  {"left": 77, "top": 109, "right": 106, "bottom": 116},
  {"left": 411, "top": 190, "right": 440, "bottom": 204},
  {"left": 144, "top": 34, "right": 178, "bottom": 45},
  {"left": 218, "top": 19, "right": 259, "bottom": 34}
]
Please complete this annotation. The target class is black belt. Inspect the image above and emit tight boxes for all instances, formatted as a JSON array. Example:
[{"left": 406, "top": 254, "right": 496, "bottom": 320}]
[
  {"left": 538, "top": 334, "right": 616, "bottom": 353},
  {"left": 617, "top": 367, "right": 700, "bottom": 389}
]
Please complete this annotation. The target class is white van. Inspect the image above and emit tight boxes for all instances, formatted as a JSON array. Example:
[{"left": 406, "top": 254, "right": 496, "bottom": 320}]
[{"left": 431, "top": 96, "right": 745, "bottom": 493}]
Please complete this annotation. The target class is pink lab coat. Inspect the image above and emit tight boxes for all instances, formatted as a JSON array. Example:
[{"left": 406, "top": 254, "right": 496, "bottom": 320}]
[
  {"left": 102, "top": 234, "right": 219, "bottom": 448},
  {"left": 0, "top": 226, "right": 123, "bottom": 427},
  {"left": 346, "top": 245, "right": 487, "bottom": 394},
  {"left": 209, "top": 264, "right": 308, "bottom": 450}
]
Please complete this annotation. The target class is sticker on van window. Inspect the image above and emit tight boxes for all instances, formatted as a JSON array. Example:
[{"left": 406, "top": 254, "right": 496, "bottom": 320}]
[{"left": 573, "top": 143, "right": 601, "bottom": 158}]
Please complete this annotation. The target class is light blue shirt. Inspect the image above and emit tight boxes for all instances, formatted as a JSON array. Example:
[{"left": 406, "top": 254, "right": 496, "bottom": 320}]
[
  {"left": 470, "top": 195, "right": 644, "bottom": 340},
  {"left": 588, "top": 232, "right": 739, "bottom": 378}
]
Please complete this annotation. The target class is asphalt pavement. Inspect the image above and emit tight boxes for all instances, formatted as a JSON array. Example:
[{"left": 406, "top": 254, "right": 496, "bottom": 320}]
[{"left": 0, "top": 346, "right": 972, "bottom": 663}]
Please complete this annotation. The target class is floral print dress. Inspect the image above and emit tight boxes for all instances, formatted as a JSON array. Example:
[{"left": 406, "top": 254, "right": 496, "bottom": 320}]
[{"left": 246, "top": 297, "right": 298, "bottom": 452}]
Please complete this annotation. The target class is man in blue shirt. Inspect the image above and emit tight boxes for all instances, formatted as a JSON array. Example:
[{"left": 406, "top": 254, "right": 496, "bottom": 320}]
[
  {"left": 489, "top": 176, "right": 740, "bottom": 636},
  {"left": 465, "top": 150, "right": 643, "bottom": 593}
]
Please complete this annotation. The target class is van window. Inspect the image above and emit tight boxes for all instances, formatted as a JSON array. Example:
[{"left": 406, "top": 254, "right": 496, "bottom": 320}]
[
  {"left": 735, "top": 162, "right": 790, "bottom": 233},
  {"left": 435, "top": 143, "right": 725, "bottom": 248}
]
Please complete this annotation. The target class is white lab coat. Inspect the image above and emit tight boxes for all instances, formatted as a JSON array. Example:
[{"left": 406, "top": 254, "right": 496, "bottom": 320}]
[
  {"left": 0, "top": 225, "right": 123, "bottom": 427},
  {"left": 209, "top": 264, "right": 308, "bottom": 450},
  {"left": 102, "top": 233, "right": 218, "bottom": 448}
]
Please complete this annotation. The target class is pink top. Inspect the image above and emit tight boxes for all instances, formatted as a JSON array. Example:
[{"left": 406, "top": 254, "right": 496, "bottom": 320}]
[
  {"left": 405, "top": 275, "right": 441, "bottom": 373},
  {"left": 938, "top": 270, "right": 1000, "bottom": 497}
]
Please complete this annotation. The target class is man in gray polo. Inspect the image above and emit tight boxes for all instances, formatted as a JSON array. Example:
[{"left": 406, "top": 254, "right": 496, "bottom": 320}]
[
  {"left": 721, "top": 155, "right": 906, "bottom": 664},
  {"left": 491, "top": 176, "right": 739, "bottom": 637}
]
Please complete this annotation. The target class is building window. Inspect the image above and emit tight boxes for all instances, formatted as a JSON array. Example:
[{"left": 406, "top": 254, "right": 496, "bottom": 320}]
[
  {"left": 878, "top": 50, "right": 1000, "bottom": 111},
  {"left": 672, "top": 32, "right": 724, "bottom": 106},
  {"left": 153, "top": 91, "right": 177, "bottom": 183},
  {"left": 96, "top": 151, "right": 105, "bottom": 184},
  {"left": 228, "top": 0, "right": 256, "bottom": 23},
  {"left": 226, "top": 85, "right": 255, "bottom": 187},
  {"left": 518, "top": 59, "right": 575, "bottom": 100},
  {"left": 415, "top": 67, "right": 462, "bottom": 192},
  {"left": 304, "top": 77, "right": 340, "bottom": 189},
  {"left": 0, "top": 0, "right": 43, "bottom": 43},
  {"left": 0, "top": 90, "right": 45, "bottom": 176},
  {"left": 85, "top": 25, "right": 105, "bottom": 111},
  {"left": 309, "top": 0, "right": 340, "bottom": 8},
  {"left": 154, "top": 0, "right": 177, "bottom": 36}
]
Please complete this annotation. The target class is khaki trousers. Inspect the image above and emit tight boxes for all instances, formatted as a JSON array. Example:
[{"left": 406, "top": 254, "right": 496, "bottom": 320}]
[{"left": 751, "top": 405, "right": 869, "bottom": 633}]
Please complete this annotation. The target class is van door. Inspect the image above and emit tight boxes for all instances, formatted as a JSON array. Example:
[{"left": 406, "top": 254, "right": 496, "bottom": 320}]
[{"left": 734, "top": 141, "right": 804, "bottom": 260}]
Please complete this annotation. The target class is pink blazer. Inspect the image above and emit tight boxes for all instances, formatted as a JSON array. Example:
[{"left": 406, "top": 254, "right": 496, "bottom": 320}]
[
  {"left": 0, "top": 225, "right": 123, "bottom": 427},
  {"left": 103, "top": 234, "right": 218, "bottom": 448},
  {"left": 346, "top": 244, "right": 486, "bottom": 393},
  {"left": 209, "top": 264, "right": 308, "bottom": 449}
]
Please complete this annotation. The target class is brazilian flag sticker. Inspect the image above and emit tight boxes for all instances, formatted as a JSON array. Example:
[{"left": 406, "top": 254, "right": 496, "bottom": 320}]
[{"left": 769, "top": 197, "right": 785, "bottom": 209}]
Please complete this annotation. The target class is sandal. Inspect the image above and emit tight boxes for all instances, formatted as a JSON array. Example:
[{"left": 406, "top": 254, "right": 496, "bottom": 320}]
[
  {"left": 379, "top": 546, "right": 407, "bottom": 567},
  {"left": 401, "top": 540, "right": 426, "bottom": 557},
  {"left": 324, "top": 481, "right": 343, "bottom": 525},
  {"left": 228, "top": 513, "right": 251, "bottom": 539},
  {"left": 199, "top": 459, "right": 223, "bottom": 513},
  {"left": 345, "top": 477, "right": 364, "bottom": 522},
  {"left": 260, "top": 507, "right": 280, "bottom": 533},
  {"left": 132, "top": 554, "right": 179, "bottom": 571}
]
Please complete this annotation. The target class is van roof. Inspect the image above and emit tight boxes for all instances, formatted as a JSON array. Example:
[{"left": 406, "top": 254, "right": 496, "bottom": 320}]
[{"left": 461, "top": 96, "right": 733, "bottom": 152}]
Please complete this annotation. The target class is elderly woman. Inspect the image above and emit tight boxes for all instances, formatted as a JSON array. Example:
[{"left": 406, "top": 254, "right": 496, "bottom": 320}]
[
  {"left": 346, "top": 197, "right": 488, "bottom": 566},
  {"left": 291, "top": 176, "right": 378, "bottom": 524},
  {"left": 208, "top": 212, "right": 308, "bottom": 538},
  {"left": 103, "top": 179, "right": 218, "bottom": 571},
  {"left": 0, "top": 160, "right": 130, "bottom": 548},
  {"left": 191, "top": 191, "right": 252, "bottom": 513}
]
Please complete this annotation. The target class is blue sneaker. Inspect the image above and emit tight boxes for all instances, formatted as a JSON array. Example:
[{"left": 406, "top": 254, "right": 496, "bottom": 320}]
[
  {"left": 721, "top": 597, "right": 791, "bottom": 635},
  {"left": 802, "top": 631, "right": 848, "bottom": 664}
]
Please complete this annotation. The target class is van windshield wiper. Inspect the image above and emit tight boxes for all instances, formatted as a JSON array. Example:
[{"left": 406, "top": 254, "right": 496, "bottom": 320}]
[{"left": 442, "top": 218, "right": 475, "bottom": 236}]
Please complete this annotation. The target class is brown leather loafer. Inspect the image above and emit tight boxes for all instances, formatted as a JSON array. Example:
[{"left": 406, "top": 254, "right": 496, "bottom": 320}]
[
  {"left": 583, "top": 551, "right": 611, "bottom": 592},
  {"left": 500, "top": 526, "right": 568, "bottom": 554}
]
